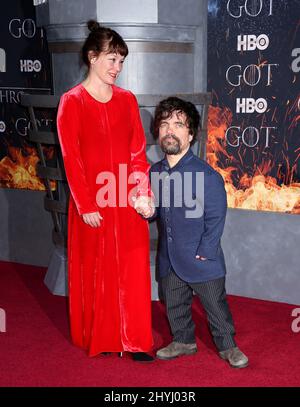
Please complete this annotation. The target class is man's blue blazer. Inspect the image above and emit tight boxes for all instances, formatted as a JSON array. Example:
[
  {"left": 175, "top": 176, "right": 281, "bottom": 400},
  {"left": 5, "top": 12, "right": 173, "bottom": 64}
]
[{"left": 150, "top": 148, "right": 227, "bottom": 283}]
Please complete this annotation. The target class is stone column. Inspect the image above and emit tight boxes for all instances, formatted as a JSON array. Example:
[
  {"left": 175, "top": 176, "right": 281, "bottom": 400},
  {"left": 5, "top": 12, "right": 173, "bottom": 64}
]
[{"left": 36, "top": 0, "right": 207, "bottom": 95}]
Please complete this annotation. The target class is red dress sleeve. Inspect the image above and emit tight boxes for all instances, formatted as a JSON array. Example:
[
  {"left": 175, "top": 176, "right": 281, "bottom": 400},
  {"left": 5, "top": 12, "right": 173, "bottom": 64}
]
[
  {"left": 57, "top": 94, "right": 99, "bottom": 216},
  {"left": 129, "top": 93, "right": 152, "bottom": 198}
]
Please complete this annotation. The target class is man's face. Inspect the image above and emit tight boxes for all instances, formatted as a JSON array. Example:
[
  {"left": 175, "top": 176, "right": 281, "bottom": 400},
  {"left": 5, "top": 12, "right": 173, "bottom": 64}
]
[{"left": 158, "top": 111, "right": 193, "bottom": 155}]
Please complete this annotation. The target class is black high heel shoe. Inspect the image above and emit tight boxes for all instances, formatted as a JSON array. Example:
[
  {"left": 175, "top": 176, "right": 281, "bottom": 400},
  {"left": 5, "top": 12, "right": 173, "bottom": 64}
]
[
  {"left": 118, "top": 352, "right": 154, "bottom": 362},
  {"left": 132, "top": 352, "right": 154, "bottom": 362}
]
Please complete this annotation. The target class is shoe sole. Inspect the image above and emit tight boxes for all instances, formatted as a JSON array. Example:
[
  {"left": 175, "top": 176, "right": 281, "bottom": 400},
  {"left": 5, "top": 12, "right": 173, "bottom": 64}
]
[
  {"left": 219, "top": 355, "right": 249, "bottom": 368},
  {"left": 156, "top": 349, "right": 197, "bottom": 360},
  {"left": 230, "top": 361, "right": 248, "bottom": 368},
  {"left": 229, "top": 362, "right": 249, "bottom": 369}
]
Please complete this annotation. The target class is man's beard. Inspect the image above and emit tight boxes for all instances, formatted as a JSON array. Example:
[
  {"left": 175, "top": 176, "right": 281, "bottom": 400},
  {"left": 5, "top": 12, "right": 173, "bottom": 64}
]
[{"left": 160, "top": 135, "right": 181, "bottom": 155}]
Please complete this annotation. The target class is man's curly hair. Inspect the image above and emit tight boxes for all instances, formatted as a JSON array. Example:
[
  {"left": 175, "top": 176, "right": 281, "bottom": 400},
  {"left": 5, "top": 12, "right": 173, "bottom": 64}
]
[{"left": 153, "top": 97, "right": 201, "bottom": 144}]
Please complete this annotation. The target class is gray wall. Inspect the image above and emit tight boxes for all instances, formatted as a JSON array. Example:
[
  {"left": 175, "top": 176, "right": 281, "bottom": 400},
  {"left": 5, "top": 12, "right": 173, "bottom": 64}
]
[
  {"left": 223, "top": 209, "right": 300, "bottom": 305},
  {"left": 0, "top": 189, "right": 54, "bottom": 266}
]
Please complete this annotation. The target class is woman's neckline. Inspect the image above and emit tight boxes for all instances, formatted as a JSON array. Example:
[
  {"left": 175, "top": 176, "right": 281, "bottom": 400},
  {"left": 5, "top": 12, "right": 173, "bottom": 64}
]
[{"left": 80, "top": 83, "right": 114, "bottom": 104}]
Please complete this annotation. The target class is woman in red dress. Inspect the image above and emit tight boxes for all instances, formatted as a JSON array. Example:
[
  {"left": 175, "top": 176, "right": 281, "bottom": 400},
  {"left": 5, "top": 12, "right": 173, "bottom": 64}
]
[{"left": 57, "top": 20, "right": 154, "bottom": 361}]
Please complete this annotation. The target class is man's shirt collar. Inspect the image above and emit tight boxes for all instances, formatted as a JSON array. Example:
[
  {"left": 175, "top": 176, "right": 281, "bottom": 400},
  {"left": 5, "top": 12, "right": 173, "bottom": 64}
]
[{"left": 162, "top": 148, "right": 194, "bottom": 171}]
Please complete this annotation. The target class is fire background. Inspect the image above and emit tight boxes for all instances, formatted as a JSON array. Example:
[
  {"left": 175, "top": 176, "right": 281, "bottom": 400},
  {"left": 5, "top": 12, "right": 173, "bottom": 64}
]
[
  {"left": 0, "top": 1, "right": 52, "bottom": 190},
  {"left": 0, "top": 0, "right": 299, "bottom": 349}
]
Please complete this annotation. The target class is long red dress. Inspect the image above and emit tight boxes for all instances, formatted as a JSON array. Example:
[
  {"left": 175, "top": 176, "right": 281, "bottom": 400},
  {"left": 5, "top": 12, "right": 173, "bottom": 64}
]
[{"left": 57, "top": 83, "right": 153, "bottom": 356}]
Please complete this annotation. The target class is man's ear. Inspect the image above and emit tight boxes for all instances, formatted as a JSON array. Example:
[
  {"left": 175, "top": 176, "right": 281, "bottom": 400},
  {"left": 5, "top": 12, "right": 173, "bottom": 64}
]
[{"left": 189, "top": 134, "right": 193, "bottom": 143}]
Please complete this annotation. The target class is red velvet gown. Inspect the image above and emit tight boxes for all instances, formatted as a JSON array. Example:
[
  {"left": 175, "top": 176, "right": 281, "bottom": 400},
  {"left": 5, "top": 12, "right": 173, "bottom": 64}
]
[{"left": 57, "top": 83, "right": 153, "bottom": 356}]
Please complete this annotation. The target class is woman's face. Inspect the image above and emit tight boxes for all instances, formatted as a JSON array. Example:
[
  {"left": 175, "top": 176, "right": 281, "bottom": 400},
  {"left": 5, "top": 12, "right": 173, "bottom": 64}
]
[{"left": 90, "top": 51, "right": 125, "bottom": 85}]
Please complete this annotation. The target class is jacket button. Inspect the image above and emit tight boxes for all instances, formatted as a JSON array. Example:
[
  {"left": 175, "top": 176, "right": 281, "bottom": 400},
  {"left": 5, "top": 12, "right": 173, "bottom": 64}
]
[
  {"left": 168, "top": 237, "right": 173, "bottom": 242},
  {"left": 167, "top": 227, "right": 171, "bottom": 232}
]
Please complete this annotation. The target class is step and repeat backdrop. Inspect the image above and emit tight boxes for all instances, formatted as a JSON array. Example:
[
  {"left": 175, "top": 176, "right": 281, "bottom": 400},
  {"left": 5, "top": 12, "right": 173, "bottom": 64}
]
[
  {"left": 0, "top": 0, "right": 52, "bottom": 190},
  {"left": 207, "top": 0, "right": 300, "bottom": 213}
]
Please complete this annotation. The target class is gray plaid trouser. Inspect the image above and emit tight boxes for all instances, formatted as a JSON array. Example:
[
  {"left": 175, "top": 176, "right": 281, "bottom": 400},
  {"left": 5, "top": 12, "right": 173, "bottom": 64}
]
[{"left": 161, "top": 269, "right": 236, "bottom": 351}]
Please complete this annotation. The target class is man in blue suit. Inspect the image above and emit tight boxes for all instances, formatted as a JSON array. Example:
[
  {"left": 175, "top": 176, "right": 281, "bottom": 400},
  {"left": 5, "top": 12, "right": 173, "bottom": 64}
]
[{"left": 149, "top": 97, "right": 248, "bottom": 368}]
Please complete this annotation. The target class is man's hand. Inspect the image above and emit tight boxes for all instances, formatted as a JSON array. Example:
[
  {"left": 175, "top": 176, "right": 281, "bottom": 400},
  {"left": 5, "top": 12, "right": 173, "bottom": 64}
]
[
  {"left": 82, "top": 211, "right": 103, "bottom": 227},
  {"left": 133, "top": 196, "right": 155, "bottom": 219}
]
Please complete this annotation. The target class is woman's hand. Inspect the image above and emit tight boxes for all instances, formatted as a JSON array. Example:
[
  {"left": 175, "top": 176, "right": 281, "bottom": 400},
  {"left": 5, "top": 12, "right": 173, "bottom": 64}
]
[
  {"left": 82, "top": 211, "right": 103, "bottom": 227},
  {"left": 133, "top": 196, "right": 155, "bottom": 219}
]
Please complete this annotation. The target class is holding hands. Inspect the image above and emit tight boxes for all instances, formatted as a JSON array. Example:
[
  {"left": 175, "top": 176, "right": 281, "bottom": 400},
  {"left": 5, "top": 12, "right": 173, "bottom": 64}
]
[
  {"left": 82, "top": 195, "right": 154, "bottom": 227},
  {"left": 133, "top": 196, "right": 155, "bottom": 219}
]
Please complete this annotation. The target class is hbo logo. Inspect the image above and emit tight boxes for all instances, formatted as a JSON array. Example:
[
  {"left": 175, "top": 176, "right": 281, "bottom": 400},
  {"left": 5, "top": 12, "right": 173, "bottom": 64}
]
[
  {"left": 237, "top": 34, "right": 269, "bottom": 51},
  {"left": 236, "top": 98, "right": 267, "bottom": 114},
  {"left": 20, "top": 59, "right": 42, "bottom": 72}
]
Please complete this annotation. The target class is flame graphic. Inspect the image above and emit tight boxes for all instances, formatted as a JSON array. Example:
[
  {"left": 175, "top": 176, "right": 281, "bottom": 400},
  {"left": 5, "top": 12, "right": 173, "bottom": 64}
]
[
  {"left": 207, "top": 105, "right": 300, "bottom": 213},
  {"left": 0, "top": 146, "right": 55, "bottom": 190}
]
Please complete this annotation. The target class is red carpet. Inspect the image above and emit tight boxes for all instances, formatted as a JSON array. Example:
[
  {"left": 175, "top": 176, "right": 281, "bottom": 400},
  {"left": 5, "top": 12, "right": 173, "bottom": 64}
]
[{"left": 0, "top": 260, "right": 299, "bottom": 387}]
